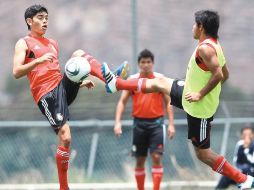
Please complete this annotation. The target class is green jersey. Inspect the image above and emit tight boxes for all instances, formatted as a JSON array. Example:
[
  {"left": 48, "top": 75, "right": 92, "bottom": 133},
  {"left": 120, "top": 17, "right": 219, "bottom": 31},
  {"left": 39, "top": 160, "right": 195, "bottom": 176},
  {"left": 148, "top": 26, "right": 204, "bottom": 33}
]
[{"left": 182, "top": 38, "right": 226, "bottom": 118}]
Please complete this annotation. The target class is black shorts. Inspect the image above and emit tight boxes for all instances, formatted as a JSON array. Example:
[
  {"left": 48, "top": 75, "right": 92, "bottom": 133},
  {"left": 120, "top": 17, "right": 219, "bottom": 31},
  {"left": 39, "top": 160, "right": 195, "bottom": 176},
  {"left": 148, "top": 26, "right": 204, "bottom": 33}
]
[
  {"left": 170, "top": 79, "right": 184, "bottom": 109},
  {"left": 37, "top": 74, "right": 80, "bottom": 134},
  {"left": 187, "top": 114, "right": 213, "bottom": 149},
  {"left": 170, "top": 79, "right": 213, "bottom": 149},
  {"left": 132, "top": 117, "right": 166, "bottom": 157}
]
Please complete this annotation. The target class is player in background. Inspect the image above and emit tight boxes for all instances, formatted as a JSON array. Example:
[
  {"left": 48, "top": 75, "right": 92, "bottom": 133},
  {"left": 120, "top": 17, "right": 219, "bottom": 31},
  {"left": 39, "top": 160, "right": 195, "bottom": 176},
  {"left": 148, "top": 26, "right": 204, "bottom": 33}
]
[
  {"left": 101, "top": 10, "right": 254, "bottom": 189},
  {"left": 216, "top": 125, "right": 254, "bottom": 189},
  {"left": 114, "top": 49, "right": 175, "bottom": 190},
  {"left": 13, "top": 4, "right": 128, "bottom": 190}
]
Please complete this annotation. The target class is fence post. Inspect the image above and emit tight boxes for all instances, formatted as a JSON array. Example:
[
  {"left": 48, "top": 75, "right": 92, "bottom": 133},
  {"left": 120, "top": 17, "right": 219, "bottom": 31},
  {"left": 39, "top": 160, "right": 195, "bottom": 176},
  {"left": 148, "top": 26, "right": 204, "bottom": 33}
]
[
  {"left": 131, "top": 0, "right": 138, "bottom": 74},
  {"left": 87, "top": 133, "right": 99, "bottom": 179},
  {"left": 220, "top": 101, "right": 231, "bottom": 156}
]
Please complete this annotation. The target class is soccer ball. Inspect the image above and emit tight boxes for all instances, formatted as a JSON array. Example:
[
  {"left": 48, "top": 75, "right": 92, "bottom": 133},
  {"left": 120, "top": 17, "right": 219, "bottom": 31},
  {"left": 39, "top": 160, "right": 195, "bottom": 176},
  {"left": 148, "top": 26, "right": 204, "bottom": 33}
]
[{"left": 65, "top": 56, "right": 91, "bottom": 83}]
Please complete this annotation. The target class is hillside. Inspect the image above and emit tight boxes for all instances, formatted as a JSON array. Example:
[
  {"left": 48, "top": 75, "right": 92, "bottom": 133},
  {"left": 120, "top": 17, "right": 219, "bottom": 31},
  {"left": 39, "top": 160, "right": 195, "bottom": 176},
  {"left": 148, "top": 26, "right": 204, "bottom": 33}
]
[{"left": 1, "top": 0, "right": 254, "bottom": 106}]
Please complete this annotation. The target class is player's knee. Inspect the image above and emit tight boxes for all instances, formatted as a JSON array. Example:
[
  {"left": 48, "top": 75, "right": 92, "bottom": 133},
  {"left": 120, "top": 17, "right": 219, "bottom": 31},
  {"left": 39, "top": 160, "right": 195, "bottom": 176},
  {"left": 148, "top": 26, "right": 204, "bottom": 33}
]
[
  {"left": 196, "top": 150, "right": 203, "bottom": 160},
  {"left": 72, "top": 49, "right": 85, "bottom": 57},
  {"left": 59, "top": 125, "right": 72, "bottom": 147},
  {"left": 160, "top": 77, "right": 171, "bottom": 87},
  {"left": 195, "top": 149, "right": 209, "bottom": 162},
  {"left": 150, "top": 78, "right": 161, "bottom": 91},
  {"left": 151, "top": 153, "right": 162, "bottom": 164},
  {"left": 155, "top": 78, "right": 166, "bottom": 91},
  {"left": 61, "top": 136, "right": 71, "bottom": 147}
]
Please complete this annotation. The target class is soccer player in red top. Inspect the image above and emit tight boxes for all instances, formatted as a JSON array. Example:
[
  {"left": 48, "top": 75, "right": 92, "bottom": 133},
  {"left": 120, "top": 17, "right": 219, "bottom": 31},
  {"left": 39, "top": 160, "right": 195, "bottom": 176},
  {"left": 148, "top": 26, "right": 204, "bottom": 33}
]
[
  {"left": 114, "top": 49, "right": 175, "bottom": 190},
  {"left": 102, "top": 10, "right": 254, "bottom": 190},
  {"left": 13, "top": 5, "right": 128, "bottom": 190}
]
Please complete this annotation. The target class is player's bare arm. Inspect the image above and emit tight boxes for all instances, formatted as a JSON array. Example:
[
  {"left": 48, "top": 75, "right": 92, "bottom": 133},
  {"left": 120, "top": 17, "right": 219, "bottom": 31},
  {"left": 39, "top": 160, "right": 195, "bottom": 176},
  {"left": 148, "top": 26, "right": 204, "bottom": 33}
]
[
  {"left": 114, "top": 90, "right": 130, "bottom": 137},
  {"left": 13, "top": 39, "right": 55, "bottom": 79},
  {"left": 80, "top": 80, "right": 95, "bottom": 89},
  {"left": 221, "top": 63, "right": 229, "bottom": 83},
  {"left": 163, "top": 93, "right": 175, "bottom": 139},
  {"left": 185, "top": 44, "right": 223, "bottom": 102}
]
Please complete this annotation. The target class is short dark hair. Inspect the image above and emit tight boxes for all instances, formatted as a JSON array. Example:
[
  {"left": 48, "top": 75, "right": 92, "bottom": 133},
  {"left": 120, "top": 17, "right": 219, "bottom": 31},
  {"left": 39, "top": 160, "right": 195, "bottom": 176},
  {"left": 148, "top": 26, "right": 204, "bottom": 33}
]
[
  {"left": 138, "top": 49, "right": 154, "bottom": 63},
  {"left": 195, "top": 10, "right": 220, "bottom": 39},
  {"left": 241, "top": 123, "right": 254, "bottom": 134},
  {"left": 24, "top": 4, "right": 48, "bottom": 30}
]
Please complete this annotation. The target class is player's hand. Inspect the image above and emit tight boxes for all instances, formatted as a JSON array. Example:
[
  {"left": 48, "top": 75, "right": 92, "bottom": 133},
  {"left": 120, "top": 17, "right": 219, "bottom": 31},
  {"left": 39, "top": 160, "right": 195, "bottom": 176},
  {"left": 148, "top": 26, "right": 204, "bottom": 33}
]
[
  {"left": 167, "top": 124, "right": 175, "bottom": 139},
  {"left": 185, "top": 92, "right": 202, "bottom": 103},
  {"left": 80, "top": 80, "right": 95, "bottom": 89},
  {"left": 114, "top": 122, "right": 122, "bottom": 137},
  {"left": 37, "top": 53, "right": 56, "bottom": 64}
]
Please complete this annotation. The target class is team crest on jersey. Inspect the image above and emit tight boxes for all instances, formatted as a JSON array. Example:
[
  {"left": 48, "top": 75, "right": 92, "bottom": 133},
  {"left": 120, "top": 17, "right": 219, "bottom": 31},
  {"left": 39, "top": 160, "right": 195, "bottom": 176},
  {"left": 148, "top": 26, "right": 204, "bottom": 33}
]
[{"left": 56, "top": 113, "right": 63, "bottom": 121}]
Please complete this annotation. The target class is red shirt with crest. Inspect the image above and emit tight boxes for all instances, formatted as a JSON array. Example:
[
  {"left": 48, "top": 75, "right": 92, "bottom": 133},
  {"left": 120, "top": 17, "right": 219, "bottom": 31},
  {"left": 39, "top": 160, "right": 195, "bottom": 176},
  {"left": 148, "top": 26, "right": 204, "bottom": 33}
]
[
  {"left": 23, "top": 34, "right": 62, "bottom": 103},
  {"left": 130, "top": 72, "right": 165, "bottom": 119}
]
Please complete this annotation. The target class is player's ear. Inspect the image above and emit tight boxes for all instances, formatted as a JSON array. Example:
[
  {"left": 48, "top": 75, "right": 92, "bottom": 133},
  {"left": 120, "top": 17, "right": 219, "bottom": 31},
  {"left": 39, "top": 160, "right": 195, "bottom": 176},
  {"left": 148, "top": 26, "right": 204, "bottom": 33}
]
[
  {"left": 199, "top": 24, "right": 204, "bottom": 32},
  {"left": 26, "top": 18, "right": 33, "bottom": 27}
]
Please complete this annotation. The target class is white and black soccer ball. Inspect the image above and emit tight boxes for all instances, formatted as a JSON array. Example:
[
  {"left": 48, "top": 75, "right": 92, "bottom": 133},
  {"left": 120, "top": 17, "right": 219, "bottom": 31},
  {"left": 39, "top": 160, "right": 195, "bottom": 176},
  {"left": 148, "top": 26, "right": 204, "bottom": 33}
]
[{"left": 65, "top": 57, "right": 91, "bottom": 83}]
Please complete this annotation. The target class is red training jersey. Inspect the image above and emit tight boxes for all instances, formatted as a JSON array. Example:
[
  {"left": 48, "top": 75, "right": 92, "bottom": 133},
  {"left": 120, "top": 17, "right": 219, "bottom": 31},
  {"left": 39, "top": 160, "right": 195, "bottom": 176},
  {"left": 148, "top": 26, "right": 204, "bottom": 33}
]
[
  {"left": 23, "top": 34, "right": 62, "bottom": 103},
  {"left": 130, "top": 72, "right": 165, "bottom": 119}
]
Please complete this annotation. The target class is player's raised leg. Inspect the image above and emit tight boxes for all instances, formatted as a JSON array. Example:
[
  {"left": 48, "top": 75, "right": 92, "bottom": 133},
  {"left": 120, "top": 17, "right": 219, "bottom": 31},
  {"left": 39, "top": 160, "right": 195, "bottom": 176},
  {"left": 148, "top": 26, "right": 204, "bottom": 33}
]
[
  {"left": 187, "top": 114, "right": 253, "bottom": 190},
  {"left": 194, "top": 147, "right": 254, "bottom": 190},
  {"left": 101, "top": 62, "right": 173, "bottom": 94},
  {"left": 71, "top": 49, "right": 129, "bottom": 82},
  {"left": 145, "top": 77, "right": 173, "bottom": 95}
]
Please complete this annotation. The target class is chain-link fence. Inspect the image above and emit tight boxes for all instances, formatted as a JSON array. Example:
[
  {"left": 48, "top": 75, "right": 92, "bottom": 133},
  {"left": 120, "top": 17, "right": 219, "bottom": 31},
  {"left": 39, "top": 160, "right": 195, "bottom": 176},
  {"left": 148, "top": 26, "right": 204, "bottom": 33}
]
[
  {"left": 0, "top": 118, "right": 254, "bottom": 184},
  {"left": 0, "top": 100, "right": 253, "bottom": 190}
]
